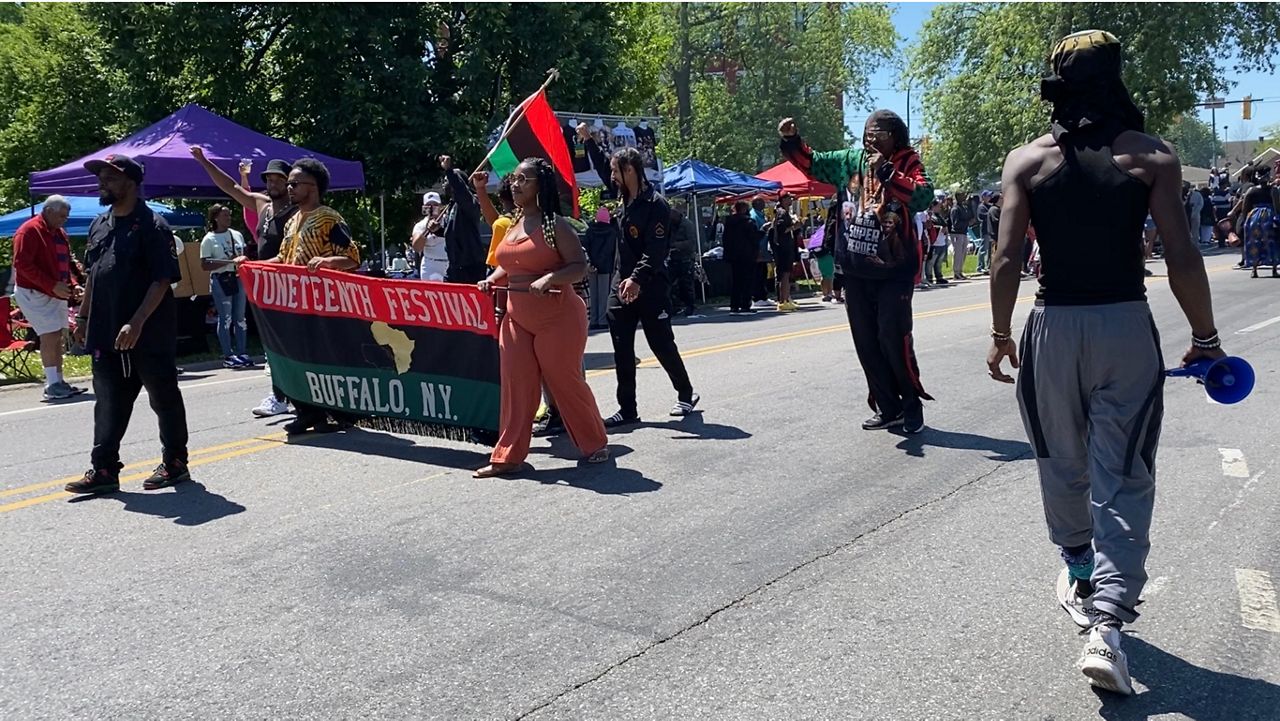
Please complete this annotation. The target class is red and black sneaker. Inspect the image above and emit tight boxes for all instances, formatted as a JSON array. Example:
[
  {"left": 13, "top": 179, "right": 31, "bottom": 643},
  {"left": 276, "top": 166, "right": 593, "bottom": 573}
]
[
  {"left": 65, "top": 469, "right": 120, "bottom": 495},
  {"left": 143, "top": 462, "right": 191, "bottom": 490}
]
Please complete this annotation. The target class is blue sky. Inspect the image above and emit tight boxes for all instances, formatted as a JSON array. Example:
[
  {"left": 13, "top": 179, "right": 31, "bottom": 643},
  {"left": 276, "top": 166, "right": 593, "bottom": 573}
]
[{"left": 845, "top": 2, "right": 1280, "bottom": 143}]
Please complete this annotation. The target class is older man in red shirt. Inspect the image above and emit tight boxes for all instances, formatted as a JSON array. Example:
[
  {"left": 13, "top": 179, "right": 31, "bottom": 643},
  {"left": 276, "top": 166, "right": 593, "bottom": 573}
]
[{"left": 13, "top": 196, "right": 86, "bottom": 399}]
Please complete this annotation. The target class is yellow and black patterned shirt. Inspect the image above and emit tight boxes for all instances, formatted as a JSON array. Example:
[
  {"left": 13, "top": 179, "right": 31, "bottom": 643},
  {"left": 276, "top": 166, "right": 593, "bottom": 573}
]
[{"left": 280, "top": 206, "right": 360, "bottom": 266}]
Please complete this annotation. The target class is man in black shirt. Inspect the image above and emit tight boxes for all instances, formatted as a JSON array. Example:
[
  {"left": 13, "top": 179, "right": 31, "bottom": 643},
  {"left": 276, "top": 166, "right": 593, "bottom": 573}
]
[
  {"left": 438, "top": 155, "right": 487, "bottom": 283},
  {"left": 603, "top": 147, "right": 698, "bottom": 426},
  {"left": 667, "top": 202, "right": 699, "bottom": 317},
  {"left": 723, "top": 200, "right": 759, "bottom": 314},
  {"left": 988, "top": 30, "right": 1224, "bottom": 696},
  {"left": 191, "top": 149, "right": 297, "bottom": 418},
  {"left": 66, "top": 155, "right": 190, "bottom": 495}
]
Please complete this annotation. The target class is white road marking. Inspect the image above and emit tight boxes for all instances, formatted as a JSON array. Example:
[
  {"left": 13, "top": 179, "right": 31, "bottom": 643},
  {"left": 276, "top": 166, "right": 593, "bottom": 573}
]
[
  {"left": 0, "top": 374, "right": 261, "bottom": 419},
  {"left": 1209, "top": 468, "right": 1269, "bottom": 532},
  {"left": 1220, "top": 448, "right": 1250, "bottom": 478},
  {"left": 1141, "top": 575, "right": 1170, "bottom": 600},
  {"left": 1237, "top": 315, "right": 1280, "bottom": 334},
  {"left": 1235, "top": 568, "right": 1280, "bottom": 633}
]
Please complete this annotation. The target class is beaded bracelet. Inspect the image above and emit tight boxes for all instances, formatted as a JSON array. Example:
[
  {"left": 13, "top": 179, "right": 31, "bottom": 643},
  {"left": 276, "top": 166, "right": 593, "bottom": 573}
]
[{"left": 1192, "top": 330, "right": 1220, "bottom": 349}]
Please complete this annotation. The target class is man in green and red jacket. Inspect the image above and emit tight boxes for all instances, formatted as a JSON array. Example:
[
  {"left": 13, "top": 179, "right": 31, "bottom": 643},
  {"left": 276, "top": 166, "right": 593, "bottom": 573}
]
[{"left": 779, "top": 110, "right": 934, "bottom": 433}]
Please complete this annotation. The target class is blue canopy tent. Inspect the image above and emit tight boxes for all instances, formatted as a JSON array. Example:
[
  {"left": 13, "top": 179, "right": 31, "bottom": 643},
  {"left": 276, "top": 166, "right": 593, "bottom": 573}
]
[
  {"left": 661, "top": 158, "right": 782, "bottom": 197},
  {"left": 661, "top": 159, "right": 781, "bottom": 302},
  {"left": 0, "top": 196, "right": 204, "bottom": 237}
]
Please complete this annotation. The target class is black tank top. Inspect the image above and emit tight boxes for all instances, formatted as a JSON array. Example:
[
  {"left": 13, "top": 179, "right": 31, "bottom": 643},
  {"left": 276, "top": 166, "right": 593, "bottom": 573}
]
[
  {"left": 256, "top": 203, "right": 297, "bottom": 261},
  {"left": 1028, "top": 125, "right": 1150, "bottom": 305}
]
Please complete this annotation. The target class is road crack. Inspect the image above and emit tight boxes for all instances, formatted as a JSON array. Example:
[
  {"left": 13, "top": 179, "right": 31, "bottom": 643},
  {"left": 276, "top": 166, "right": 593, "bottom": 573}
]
[{"left": 513, "top": 449, "right": 1033, "bottom": 719}]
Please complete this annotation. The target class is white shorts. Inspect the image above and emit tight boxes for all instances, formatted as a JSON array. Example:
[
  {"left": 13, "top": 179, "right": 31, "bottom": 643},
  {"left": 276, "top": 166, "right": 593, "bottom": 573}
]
[{"left": 14, "top": 286, "right": 68, "bottom": 336}]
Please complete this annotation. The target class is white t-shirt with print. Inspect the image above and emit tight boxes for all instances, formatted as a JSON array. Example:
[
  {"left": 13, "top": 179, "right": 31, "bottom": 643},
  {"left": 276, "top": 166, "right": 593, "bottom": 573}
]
[
  {"left": 412, "top": 218, "right": 449, "bottom": 282},
  {"left": 200, "top": 229, "right": 246, "bottom": 275}
]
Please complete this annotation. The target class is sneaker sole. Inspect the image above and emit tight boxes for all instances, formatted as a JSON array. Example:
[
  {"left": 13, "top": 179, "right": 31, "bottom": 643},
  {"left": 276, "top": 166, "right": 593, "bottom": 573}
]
[
  {"left": 143, "top": 471, "right": 191, "bottom": 490},
  {"left": 1080, "top": 660, "right": 1134, "bottom": 695},
  {"left": 604, "top": 417, "right": 641, "bottom": 428},
  {"left": 65, "top": 484, "right": 120, "bottom": 495},
  {"left": 862, "top": 419, "right": 905, "bottom": 431},
  {"left": 252, "top": 409, "right": 287, "bottom": 418}
]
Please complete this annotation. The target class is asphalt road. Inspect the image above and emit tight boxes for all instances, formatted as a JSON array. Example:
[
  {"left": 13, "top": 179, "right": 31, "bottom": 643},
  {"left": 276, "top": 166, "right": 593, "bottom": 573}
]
[{"left": 2, "top": 251, "right": 1277, "bottom": 720}]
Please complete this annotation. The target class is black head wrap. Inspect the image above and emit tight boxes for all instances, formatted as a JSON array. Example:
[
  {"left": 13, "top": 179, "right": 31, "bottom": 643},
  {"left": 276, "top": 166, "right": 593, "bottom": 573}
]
[
  {"left": 866, "top": 109, "right": 910, "bottom": 152},
  {"left": 1040, "top": 30, "right": 1144, "bottom": 140}
]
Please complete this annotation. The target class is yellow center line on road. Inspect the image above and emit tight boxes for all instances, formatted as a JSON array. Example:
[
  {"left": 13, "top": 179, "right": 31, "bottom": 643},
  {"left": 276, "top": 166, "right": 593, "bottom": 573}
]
[
  {"left": 0, "top": 438, "right": 287, "bottom": 514},
  {"left": 587, "top": 297, "right": 1029, "bottom": 376},
  {"left": 3, "top": 262, "right": 1237, "bottom": 515},
  {"left": 0, "top": 433, "right": 287, "bottom": 500}
]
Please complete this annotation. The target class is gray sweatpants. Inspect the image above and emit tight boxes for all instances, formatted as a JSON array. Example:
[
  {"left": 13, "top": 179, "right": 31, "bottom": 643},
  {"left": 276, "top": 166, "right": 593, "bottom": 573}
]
[{"left": 1016, "top": 301, "right": 1164, "bottom": 623}]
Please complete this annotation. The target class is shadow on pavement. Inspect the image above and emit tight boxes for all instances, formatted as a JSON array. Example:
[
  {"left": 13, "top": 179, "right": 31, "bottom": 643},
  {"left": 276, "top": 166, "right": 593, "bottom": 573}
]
[
  {"left": 604, "top": 412, "right": 752, "bottom": 441},
  {"left": 290, "top": 427, "right": 486, "bottom": 470},
  {"left": 70, "top": 481, "right": 246, "bottom": 526},
  {"left": 890, "top": 427, "right": 1031, "bottom": 461},
  {"left": 1096, "top": 635, "right": 1280, "bottom": 721},
  {"left": 511, "top": 445, "right": 662, "bottom": 495}
]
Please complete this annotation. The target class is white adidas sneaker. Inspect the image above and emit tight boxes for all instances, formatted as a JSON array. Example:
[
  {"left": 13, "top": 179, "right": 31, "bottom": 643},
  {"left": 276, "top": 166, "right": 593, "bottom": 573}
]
[
  {"left": 1056, "top": 567, "right": 1100, "bottom": 629},
  {"left": 1079, "top": 623, "right": 1134, "bottom": 695}
]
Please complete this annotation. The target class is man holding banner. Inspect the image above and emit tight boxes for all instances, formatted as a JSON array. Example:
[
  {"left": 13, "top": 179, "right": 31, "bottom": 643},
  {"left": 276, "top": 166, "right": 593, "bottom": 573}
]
[{"left": 263, "top": 158, "right": 361, "bottom": 435}]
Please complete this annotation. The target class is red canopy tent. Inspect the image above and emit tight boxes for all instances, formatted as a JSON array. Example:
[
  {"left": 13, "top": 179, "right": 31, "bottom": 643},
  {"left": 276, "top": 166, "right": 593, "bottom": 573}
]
[{"left": 756, "top": 160, "right": 836, "bottom": 198}]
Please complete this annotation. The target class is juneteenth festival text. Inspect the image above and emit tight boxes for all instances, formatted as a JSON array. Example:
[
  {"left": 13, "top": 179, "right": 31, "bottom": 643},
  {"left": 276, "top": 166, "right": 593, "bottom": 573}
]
[{"left": 240, "top": 263, "right": 501, "bottom": 438}]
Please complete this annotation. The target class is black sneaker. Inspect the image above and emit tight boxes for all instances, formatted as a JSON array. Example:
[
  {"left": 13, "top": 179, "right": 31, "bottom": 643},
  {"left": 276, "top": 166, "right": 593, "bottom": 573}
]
[
  {"left": 284, "top": 415, "right": 339, "bottom": 435},
  {"left": 143, "top": 462, "right": 191, "bottom": 490},
  {"left": 603, "top": 411, "right": 641, "bottom": 428},
  {"left": 903, "top": 406, "right": 925, "bottom": 434},
  {"left": 65, "top": 469, "right": 120, "bottom": 495},
  {"left": 862, "top": 413, "right": 904, "bottom": 431}
]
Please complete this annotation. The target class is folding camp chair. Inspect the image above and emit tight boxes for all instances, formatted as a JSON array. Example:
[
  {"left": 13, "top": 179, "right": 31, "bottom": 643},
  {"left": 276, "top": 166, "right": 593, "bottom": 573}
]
[{"left": 0, "top": 296, "right": 39, "bottom": 381}]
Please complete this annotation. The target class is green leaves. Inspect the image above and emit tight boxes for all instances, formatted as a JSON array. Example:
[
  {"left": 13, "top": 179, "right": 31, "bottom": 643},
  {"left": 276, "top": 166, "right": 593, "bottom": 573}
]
[{"left": 908, "top": 2, "right": 1280, "bottom": 188}]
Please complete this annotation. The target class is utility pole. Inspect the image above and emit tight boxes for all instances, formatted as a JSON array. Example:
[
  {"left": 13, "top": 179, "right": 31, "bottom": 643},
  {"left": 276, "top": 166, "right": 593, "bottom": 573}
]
[{"left": 1211, "top": 105, "right": 1218, "bottom": 168}]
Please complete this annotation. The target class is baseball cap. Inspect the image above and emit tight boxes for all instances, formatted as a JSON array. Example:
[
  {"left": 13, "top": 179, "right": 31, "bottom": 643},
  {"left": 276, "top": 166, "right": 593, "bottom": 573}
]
[
  {"left": 84, "top": 154, "right": 144, "bottom": 185},
  {"left": 423, "top": 192, "right": 442, "bottom": 205},
  {"left": 261, "top": 159, "right": 291, "bottom": 181}
]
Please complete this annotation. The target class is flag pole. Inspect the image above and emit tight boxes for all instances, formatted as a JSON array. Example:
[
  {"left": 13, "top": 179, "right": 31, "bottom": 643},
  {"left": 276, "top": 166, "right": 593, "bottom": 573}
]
[{"left": 472, "top": 68, "right": 561, "bottom": 175}]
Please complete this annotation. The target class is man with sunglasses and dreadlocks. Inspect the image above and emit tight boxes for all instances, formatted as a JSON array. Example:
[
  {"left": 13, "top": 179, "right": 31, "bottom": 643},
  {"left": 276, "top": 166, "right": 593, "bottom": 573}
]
[
  {"left": 602, "top": 147, "right": 699, "bottom": 427},
  {"left": 779, "top": 111, "right": 934, "bottom": 434}
]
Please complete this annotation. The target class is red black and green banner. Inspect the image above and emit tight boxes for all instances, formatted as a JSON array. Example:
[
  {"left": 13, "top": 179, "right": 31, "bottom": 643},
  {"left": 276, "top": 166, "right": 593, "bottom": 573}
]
[
  {"left": 239, "top": 263, "right": 500, "bottom": 437},
  {"left": 488, "top": 88, "right": 580, "bottom": 217}
]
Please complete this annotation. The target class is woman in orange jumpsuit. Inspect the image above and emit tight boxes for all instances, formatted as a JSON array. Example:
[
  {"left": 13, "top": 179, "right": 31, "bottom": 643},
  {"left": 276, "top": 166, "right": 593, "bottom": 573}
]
[{"left": 474, "top": 158, "right": 609, "bottom": 477}]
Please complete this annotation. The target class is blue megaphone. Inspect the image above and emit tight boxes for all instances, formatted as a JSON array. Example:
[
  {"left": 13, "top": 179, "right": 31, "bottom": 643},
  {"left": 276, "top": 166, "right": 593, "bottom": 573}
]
[{"left": 1165, "top": 356, "right": 1255, "bottom": 404}]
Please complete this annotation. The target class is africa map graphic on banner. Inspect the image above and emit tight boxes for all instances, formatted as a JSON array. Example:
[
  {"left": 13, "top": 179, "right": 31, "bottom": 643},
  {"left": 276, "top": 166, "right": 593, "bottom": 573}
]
[{"left": 239, "top": 263, "right": 501, "bottom": 435}]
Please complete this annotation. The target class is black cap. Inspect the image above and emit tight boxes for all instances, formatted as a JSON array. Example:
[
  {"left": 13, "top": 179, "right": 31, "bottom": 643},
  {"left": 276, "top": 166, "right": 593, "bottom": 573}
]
[
  {"left": 84, "top": 154, "right": 144, "bottom": 185},
  {"left": 261, "top": 159, "right": 291, "bottom": 182}
]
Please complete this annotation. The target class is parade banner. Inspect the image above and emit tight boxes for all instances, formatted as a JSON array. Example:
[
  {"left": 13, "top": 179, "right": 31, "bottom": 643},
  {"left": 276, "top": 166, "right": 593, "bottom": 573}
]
[{"left": 239, "top": 263, "right": 500, "bottom": 438}]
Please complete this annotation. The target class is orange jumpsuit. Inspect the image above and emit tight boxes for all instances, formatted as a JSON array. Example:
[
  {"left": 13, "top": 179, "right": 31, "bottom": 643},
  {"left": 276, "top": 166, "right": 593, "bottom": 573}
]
[{"left": 491, "top": 228, "right": 607, "bottom": 465}]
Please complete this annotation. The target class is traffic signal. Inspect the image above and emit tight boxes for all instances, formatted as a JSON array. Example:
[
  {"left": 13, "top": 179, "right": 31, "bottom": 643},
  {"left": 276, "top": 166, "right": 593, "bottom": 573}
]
[{"left": 1243, "top": 95, "right": 1252, "bottom": 120}]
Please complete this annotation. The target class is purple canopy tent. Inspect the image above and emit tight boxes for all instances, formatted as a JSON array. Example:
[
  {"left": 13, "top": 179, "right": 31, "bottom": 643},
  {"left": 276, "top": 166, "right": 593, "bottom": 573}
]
[{"left": 28, "top": 104, "right": 365, "bottom": 199}]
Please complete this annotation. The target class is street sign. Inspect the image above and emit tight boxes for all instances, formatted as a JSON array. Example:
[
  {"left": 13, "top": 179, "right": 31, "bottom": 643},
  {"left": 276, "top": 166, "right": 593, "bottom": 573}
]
[{"left": 1205, "top": 97, "right": 1226, "bottom": 109}]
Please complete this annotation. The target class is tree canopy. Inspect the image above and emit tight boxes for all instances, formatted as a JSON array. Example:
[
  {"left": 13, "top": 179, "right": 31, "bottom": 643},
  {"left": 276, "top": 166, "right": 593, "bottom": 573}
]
[{"left": 907, "top": 2, "right": 1280, "bottom": 189}]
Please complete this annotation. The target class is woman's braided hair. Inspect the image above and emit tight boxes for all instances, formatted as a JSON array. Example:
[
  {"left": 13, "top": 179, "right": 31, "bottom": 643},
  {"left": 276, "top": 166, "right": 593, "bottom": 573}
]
[{"left": 526, "top": 157, "right": 562, "bottom": 249}]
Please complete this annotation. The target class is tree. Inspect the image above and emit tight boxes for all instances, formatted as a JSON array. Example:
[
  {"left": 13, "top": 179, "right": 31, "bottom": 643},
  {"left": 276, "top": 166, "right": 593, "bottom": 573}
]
[
  {"left": 0, "top": 4, "right": 124, "bottom": 210},
  {"left": 653, "top": 2, "right": 896, "bottom": 172},
  {"left": 1253, "top": 122, "right": 1280, "bottom": 159},
  {"left": 0, "top": 3, "right": 649, "bottom": 239},
  {"left": 1164, "top": 115, "right": 1218, "bottom": 168},
  {"left": 907, "top": 2, "right": 1280, "bottom": 188}
]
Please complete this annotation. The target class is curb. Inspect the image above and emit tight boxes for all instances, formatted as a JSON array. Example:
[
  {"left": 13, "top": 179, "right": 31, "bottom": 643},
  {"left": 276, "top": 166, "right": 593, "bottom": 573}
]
[{"left": 0, "top": 355, "right": 268, "bottom": 393}]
